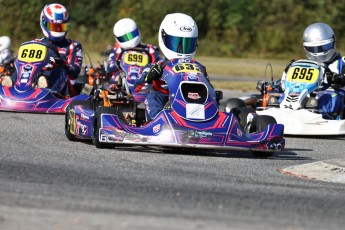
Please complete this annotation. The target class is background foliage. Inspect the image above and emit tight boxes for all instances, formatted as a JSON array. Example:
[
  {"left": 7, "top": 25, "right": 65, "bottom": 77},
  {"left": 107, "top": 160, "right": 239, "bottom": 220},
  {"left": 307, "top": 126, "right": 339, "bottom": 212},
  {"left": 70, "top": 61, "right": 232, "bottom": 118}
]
[{"left": 1, "top": 0, "right": 345, "bottom": 60}]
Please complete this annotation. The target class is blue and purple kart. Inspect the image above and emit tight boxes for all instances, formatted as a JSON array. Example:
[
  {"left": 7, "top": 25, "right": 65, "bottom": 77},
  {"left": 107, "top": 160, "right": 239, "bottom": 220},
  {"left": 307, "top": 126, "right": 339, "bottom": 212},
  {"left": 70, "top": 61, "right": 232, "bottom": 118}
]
[
  {"left": 0, "top": 41, "right": 90, "bottom": 113},
  {"left": 65, "top": 58, "right": 285, "bottom": 157}
]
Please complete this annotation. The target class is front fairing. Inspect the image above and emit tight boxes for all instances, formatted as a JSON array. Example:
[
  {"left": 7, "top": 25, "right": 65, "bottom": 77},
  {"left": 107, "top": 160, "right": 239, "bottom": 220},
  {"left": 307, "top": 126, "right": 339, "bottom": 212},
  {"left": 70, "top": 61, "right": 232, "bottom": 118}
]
[
  {"left": 13, "top": 41, "right": 58, "bottom": 92},
  {"left": 163, "top": 59, "right": 218, "bottom": 121},
  {"left": 283, "top": 60, "right": 323, "bottom": 94},
  {"left": 118, "top": 49, "right": 151, "bottom": 102},
  {"left": 95, "top": 110, "right": 284, "bottom": 151},
  {"left": 280, "top": 60, "right": 324, "bottom": 110}
]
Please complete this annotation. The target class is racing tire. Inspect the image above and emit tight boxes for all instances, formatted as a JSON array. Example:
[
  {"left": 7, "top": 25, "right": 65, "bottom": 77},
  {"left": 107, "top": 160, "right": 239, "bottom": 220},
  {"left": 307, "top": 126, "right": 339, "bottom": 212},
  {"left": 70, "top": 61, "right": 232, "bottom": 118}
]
[
  {"left": 224, "top": 98, "right": 245, "bottom": 112},
  {"left": 230, "top": 107, "right": 256, "bottom": 129},
  {"left": 65, "top": 100, "right": 94, "bottom": 141},
  {"left": 249, "top": 115, "right": 277, "bottom": 158},
  {"left": 92, "top": 106, "right": 118, "bottom": 149},
  {"left": 249, "top": 115, "right": 277, "bottom": 133}
]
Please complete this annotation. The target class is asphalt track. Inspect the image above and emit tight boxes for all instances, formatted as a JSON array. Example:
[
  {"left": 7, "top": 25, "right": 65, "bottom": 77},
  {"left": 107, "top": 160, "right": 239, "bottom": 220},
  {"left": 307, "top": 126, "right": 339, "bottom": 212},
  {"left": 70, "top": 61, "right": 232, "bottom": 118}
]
[{"left": 1, "top": 90, "right": 345, "bottom": 230}]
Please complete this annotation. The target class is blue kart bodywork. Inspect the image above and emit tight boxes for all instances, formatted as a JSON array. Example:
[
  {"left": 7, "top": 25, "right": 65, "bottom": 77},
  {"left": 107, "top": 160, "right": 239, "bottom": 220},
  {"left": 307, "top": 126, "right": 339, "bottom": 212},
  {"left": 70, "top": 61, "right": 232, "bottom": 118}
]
[
  {"left": 0, "top": 41, "right": 91, "bottom": 113},
  {"left": 66, "top": 59, "right": 285, "bottom": 156}
]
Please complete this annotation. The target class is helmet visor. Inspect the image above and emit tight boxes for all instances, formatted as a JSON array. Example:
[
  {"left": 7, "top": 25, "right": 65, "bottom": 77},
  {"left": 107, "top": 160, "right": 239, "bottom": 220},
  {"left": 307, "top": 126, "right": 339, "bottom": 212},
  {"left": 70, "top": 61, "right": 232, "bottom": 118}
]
[
  {"left": 44, "top": 21, "right": 70, "bottom": 32},
  {"left": 116, "top": 28, "right": 139, "bottom": 43},
  {"left": 163, "top": 33, "right": 197, "bottom": 54},
  {"left": 303, "top": 38, "right": 334, "bottom": 53}
]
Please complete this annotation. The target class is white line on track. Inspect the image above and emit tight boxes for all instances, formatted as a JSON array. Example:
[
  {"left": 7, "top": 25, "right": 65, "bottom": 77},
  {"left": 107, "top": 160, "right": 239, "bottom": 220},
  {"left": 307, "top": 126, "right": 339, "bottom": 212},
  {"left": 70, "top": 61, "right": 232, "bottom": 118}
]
[{"left": 280, "top": 159, "right": 345, "bottom": 184}]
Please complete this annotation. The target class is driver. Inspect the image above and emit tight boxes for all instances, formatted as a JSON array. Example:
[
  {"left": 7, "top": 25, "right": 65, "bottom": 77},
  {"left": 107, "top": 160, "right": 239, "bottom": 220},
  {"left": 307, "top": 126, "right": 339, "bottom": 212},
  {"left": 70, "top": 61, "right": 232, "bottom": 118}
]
[
  {"left": 0, "top": 36, "right": 13, "bottom": 65},
  {"left": 281, "top": 22, "right": 345, "bottom": 117},
  {"left": 0, "top": 36, "right": 14, "bottom": 87},
  {"left": 134, "top": 13, "right": 207, "bottom": 121},
  {"left": 11, "top": 3, "right": 83, "bottom": 97},
  {"left": 106, "top": 18, "right": 161, "bottom": 85}
]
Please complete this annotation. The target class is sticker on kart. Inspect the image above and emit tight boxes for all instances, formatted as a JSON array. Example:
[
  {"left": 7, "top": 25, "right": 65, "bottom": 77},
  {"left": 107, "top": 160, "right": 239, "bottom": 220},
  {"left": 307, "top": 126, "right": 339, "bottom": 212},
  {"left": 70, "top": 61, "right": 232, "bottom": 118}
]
[
  {"left": 172, "top": 63, "right": 203, "bottom": 74},
  {"left": 18, "top": 43, "right": 47, "bottom": 63},
  {"left": 286, "top": 64, "right": 320, "bottom": 83},
  {"left": 123, "top": 52, "right": 149, "bottom": 67}
]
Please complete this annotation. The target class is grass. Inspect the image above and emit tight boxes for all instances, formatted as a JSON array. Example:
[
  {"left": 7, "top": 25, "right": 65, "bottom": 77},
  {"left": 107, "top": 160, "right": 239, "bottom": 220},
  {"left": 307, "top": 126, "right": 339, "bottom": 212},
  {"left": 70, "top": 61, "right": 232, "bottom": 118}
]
[
  {"left": 211, "top": 81, "right": 258, "bottom": 92},
  {"left": 85, "top": 51, "right": 288, "bottom": 91}
]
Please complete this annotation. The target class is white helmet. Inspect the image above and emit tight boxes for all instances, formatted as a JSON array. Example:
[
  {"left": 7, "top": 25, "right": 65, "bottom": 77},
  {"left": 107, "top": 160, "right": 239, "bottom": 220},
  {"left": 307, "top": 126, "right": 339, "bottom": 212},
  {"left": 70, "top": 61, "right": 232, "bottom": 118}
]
[
  {"left": 0, "top": 36, "right": 11, "bottom": 52},
  {"left": 303, "top": 22, "right": 336, "bottom": 63},
  {"left": 113, "top": 18, "right": 141, "bottom": 49},
  {"left": 158, "top": 13, "right": 198, "bottom": 60}
]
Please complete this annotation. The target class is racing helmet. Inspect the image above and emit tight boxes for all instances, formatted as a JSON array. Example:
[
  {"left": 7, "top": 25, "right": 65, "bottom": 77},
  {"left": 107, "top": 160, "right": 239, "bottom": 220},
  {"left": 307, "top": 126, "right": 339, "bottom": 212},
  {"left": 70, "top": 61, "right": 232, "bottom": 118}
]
[
  {"left": 158, "top": 13, "right": 198, "bottom": 60},
  {"left": 113, "top": 18, "right": 141, "bottom": 49},
  {"left": 303, "top": 22, "right": 336, "bottom": 63},
  {"left": 40, "top": 3, "right": 70, "bottom": 42},
  {"left": 0, "top": 36, "right": 11, "bottom": 52}
]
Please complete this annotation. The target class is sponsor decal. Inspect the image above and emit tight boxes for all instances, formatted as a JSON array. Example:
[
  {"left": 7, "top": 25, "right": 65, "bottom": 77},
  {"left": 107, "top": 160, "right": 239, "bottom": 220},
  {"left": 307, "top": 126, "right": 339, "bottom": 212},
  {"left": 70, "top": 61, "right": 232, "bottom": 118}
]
[
  {"left": 183, "top": 129, "right": 213, "bottom": 142},
  {"left": 20, "top": 64, "right": 34, "bottom": 83},
  {"left": 81, "top": 113, "right": 89, "bottom": 120},
  {"left": 76, "top": 122, "right": 88, "bottom": 135},
  {"left": 180, "top": 26, "right": 192, "bottom": 32},
  {"left": 130, "top": 74, "right": 138, "bottom": 80},
  {"left": 187, "top": 73, "right": 199, "bottom": 81},
  {"left": 237, "top": 128, "right": 243, "bottom": 137},
  {"left": 186, "top": 104, "right": 205, "bottom": 119},
  {"left": 153, "top": 124, "right": 161, "bottom": 133},
  {"left": 188, "top": 92, "right": 201, "bottom": 100}
]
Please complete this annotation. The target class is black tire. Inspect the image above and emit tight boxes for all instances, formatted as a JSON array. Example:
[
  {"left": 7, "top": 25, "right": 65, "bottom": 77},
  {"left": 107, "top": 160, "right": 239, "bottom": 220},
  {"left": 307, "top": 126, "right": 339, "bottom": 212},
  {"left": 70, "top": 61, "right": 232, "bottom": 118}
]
[
  {"left": 249, "top": 115, "right": 277, "bottom": 158},
  {"left": 65, "top": 100, "right": 94, "bottom": 141},
  {"left": 224, "top": 98, "right": 245, "bottom": 112},
  {"left": 230, "top": 107, "right": 256, "bottom": 128},
  {"left": 92, "top": 106, "right": 118, "bottom": 148},
  {"left": 249, "top": 115, "right": 277, "bottom": 133}
]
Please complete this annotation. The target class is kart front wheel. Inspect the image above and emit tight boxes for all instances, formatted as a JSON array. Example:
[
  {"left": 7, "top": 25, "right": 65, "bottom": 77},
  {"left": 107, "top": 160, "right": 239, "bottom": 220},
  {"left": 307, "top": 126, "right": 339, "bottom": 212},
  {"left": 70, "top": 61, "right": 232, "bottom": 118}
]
[
  {"left": 249, "top": 115, "right": 277, "bottom": 133},
  {"left": 92, "top": 106, "right": 118, "bottom": 149},
  {"left": 249, "top": 115, "right": 277, "bottom": 158},
  {"left": 65, "top": 100, "right": 94, "bottom": 141},
  {"left": 231, "top": 107, "right": 256, "bottom": 129},
  {"left": 224, "top": 98, "right": 245, "bottom": 112}
]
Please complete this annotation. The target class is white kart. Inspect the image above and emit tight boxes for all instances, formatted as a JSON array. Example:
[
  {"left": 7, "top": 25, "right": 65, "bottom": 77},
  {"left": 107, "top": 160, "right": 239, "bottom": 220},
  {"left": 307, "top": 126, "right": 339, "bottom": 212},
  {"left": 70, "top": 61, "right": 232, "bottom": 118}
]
[{"left": 226, "top": 60, "right": 345, "bottom": 135}]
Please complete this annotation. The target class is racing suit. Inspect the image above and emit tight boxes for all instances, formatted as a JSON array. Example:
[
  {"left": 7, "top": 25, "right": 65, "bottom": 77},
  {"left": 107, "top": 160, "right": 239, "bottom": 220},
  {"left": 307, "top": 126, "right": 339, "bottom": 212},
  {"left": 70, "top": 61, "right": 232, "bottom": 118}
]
[
  {"left": 134, "top": 59, "right": 209, "bottom": 120},
  {"left": 12, "top": 37, "right": 83, "bottom": 96},
  {"left": 107, "top": 42, "right": 161, "bottom": 84},
  {"left": 281, "top": 53, "right": 345, "bottom": 117}
]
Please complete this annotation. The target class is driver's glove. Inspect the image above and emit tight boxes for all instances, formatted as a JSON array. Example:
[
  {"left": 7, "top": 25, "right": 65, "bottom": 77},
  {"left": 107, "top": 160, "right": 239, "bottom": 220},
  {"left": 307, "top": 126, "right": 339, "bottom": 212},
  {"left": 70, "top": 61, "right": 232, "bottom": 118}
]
[
  {"left": 45, "top": 57, "right": 65, "bottom": 70},
  {"left": 325, "top": 71, "right": 345, "bottom": 85},
  {"left": 145, "top": 64, "right": 162, "bottom": 83}
]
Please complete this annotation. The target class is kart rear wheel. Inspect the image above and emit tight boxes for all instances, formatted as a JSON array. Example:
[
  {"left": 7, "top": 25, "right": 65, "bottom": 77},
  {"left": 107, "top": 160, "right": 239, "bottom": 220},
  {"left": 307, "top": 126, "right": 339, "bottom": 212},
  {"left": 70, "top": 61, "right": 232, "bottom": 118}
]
[
  {"left": 231, "top": 107, "right": 256, "bottom": 128},
  {"left": 92, "top": 106, "right": 118, "bottom": 149},
  {"left": 65, "top": 100, "right": 94, "bottom": 141},
  {"left": 249, "top": 115, "right": 277, "bottom": 158},
  {"left": 224, "top": 98, "right": 245, "bottom": 112}
]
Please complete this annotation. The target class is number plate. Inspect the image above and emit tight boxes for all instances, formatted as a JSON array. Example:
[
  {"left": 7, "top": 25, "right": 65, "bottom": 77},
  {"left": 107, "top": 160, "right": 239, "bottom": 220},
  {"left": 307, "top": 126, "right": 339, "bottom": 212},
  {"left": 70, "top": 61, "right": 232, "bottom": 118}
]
[
  {"left": 286, "top": 66, "right": 319, "bottom": 83},
  {"left": 123, "top": 52, "right": 149, "bottom": 67},
  {"left": 172, "top": 63, "right": 203, "bottom": 74},
  {"left": 18, "top": 43, "right": 47, "bottom": 63}
]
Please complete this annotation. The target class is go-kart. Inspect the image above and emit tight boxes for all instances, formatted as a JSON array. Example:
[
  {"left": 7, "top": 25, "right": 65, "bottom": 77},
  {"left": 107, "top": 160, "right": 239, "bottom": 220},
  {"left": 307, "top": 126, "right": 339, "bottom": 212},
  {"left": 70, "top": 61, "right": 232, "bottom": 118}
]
[
  {"left": 106, "top": 47, "right": 155, "bottom": 101},
  {"left": 0, "top": 41, "right": 90, "bottom": 113},
  {"left": 232, "top": 60, "right": 345, "bottom": 135},
  {"left": 65, "top": 58, "right": 285, "bottom": 157}
]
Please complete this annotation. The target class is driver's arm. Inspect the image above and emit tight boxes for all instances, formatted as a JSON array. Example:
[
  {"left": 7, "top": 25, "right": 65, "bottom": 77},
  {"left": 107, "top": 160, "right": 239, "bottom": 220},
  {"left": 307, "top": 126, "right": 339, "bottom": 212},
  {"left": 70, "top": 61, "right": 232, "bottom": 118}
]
[{"left": 64, "top": 42, "right": 83, "bottom": 80}]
